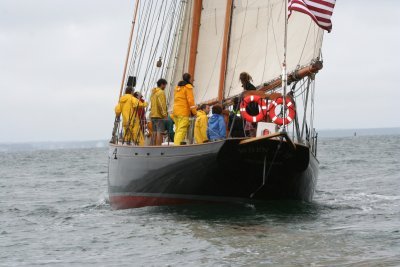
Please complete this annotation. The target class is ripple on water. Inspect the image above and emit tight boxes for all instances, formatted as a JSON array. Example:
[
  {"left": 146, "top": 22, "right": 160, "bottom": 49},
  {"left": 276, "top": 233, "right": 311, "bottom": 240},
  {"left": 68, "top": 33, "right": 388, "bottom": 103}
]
[{"left": 0, "top": 137, "right": 399, "bottom": 266}]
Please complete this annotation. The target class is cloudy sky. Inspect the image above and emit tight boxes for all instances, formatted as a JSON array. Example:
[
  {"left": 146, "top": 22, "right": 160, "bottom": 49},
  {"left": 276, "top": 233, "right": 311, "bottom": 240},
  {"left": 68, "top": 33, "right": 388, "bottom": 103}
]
[{"left": 0, "top": 1, "right": 399, "bottom": 143}]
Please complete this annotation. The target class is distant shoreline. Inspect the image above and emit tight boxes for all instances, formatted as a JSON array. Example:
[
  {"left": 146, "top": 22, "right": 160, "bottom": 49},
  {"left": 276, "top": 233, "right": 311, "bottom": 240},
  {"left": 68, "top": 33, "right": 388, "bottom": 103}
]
[
  {"left": 0, "top": 127, "right": 399, "bottom": 152},
  {"left": 318, "top": 127, "right": 400, "bottom": 138}
]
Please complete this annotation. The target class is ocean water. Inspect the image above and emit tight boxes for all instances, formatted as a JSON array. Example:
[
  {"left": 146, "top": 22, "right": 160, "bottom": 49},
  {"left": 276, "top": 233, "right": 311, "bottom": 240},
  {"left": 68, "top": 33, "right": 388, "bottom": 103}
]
[{"left": 0, "top": 134, "right": 399, "bottom": 266}]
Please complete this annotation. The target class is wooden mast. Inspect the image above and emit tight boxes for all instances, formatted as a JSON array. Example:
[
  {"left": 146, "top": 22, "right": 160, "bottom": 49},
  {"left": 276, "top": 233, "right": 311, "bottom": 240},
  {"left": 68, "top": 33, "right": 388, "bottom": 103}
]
[
  {"left": 218, "top": 0, "right": 234, "bottom": 103},
  {"left": 118, "top": 0, "right": 140, "bottom": 98},
  {"left": 188, "top": 0, "right": 202, "bottom": 81}
]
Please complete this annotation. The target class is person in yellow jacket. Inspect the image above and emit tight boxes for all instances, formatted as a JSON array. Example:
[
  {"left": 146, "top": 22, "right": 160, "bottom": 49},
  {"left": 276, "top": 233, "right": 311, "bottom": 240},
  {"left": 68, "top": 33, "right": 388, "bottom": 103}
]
[
  {"left": 150, "top": 78, "right": 168, "bottom": 146},
  {"left": 173, "top": 73, "right": 197, "bottom": 145},
  {"left": 194, "top": 104, "right": 210, "bottom": 144},
  {"left": 115, "top": 87, "right": 148, "bottom": 145}
]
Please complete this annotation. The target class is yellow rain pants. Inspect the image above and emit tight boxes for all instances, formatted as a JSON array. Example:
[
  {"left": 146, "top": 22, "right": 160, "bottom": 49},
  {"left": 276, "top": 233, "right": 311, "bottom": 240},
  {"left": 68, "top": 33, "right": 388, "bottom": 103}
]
[{"left": 173, "top": 116, "right": 190, "bottom": 145}]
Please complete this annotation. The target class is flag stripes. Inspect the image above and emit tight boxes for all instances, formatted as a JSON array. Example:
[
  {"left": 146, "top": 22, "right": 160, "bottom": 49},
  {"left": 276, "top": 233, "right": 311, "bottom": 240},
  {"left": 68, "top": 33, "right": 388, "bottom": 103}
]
[{"left": 289, "top": 0, "right": 336, "bottom": 32}]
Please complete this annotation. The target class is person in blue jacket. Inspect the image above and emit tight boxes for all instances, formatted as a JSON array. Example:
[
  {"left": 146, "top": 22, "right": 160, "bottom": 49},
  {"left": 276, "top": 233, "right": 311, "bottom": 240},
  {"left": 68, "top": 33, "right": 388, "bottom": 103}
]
[{"left": 207, "top": 104, "right": 226, "bottom": 141}]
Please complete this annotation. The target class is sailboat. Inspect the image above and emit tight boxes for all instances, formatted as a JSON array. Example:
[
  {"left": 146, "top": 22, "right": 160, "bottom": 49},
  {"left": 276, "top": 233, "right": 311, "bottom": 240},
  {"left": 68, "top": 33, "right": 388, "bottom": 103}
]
[{"left": 108, "top": 0, "right": 336, "bottom": 209}]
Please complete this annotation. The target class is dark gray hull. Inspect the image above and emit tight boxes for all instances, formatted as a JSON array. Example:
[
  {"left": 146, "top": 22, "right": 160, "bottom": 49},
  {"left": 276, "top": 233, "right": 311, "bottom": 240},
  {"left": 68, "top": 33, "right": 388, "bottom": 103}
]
[{"left": 108, "top": 138, "right": 318, "bottom": 209}]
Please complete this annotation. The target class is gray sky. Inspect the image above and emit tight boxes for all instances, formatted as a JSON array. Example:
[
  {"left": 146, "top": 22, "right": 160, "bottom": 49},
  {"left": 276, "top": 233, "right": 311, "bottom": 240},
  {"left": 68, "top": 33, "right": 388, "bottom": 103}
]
[{"left": 0, "top": 1, "right": 399, "bottom": 143}]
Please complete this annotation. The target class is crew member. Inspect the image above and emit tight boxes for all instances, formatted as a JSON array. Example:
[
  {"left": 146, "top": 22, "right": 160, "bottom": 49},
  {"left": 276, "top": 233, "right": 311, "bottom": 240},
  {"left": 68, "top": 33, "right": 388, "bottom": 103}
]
[
  {"left": 207, "top": 105, "right": 226, "bottom": 141},
  {"left": 115, "top": 87, "right": 148, "bottom": 145},
  {"left": 172, "top": 73, "right": 197, "bottom": 145},
  {"left": 228, "top": 97, "right": 245, "bottom": 137},
  {"left": 133, "top": 91, "right": 146, "bottom": 140},
  {"left": 239, "top": 72, "right": 257, "bottom": 90},
  {"left": 150, "top": 78, "right": 168, "bottom": 146},
  {"left": 194, "top": 104, "right": 210, "bottom": 144},
  {"left": 240, "top": 72, "right": 258, "bottom": 137}
]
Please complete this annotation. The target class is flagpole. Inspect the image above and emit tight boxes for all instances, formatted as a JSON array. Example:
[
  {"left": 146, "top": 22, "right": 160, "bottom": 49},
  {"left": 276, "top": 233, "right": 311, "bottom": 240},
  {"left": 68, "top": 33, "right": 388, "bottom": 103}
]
[{"left": 281, "top": 0, "right": 288, "bottom": 132}]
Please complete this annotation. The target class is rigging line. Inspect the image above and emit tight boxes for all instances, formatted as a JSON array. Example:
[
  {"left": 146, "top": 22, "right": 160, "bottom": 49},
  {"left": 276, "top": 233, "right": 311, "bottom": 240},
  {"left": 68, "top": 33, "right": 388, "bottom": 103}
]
[
  {"left": 136, "top": 6, "right": 166, "bottom": 97},
  {"left": 128, "top": 0, "right": 145, "bottom": 73},
  {"left": 129, "top": 0, "right": 164, "bottom": 143},
  {"left": 129, "top": 0, "right": 151, "bottom": 77},
  {"left": 144, "top": 1, "right": 175, "bottom": 85},
  {"left": 165, "top": 0, "right": 188, "bottom": 107},
  {"left": 294, "top": 78, "right": 309, "bottom": 97},
  {"left": 161, "top": 5, "right": 179, "bottom": 77},
  {"left": 141, "top": 0, "right": 174, "bottom": 93},
  {"left": 140, "top": 0, "right": 170, "bottom": 93},
  {"left": 310, "top": 78, "right": 315, "bottom": 135},
  {"left": 133, "top": 0, "right": 157, "bottom": 78},
  {"left": 165, "top": 13, "right": 186, "bottom": 110},
  {"left": 215, "top": 8, "right": 218, "bottom": 35},
  {"left": 160, "top": 0, "right": 179, "bottom": 76},
  {"left": 261, "top": 1, "right": 272, "bottom": 81},
  {"left": 300, "top": 77, "right": 311, "bottom": 140},
  {"left": 126, "top": 3, "right": 150, "bottom": 87},
  {"left": 297, "top": 19, "right": 313, "bottom": 67},
  {"left": 118, "top": 0, "right": 140, "bottom": 100},
  {"left": 226, "top": 0, "right": 249, "bottom": 98},
  {"left": 135, "top": 0, "right": 161, "bottom": 78},
  {"left": 125, "top": 1, "right": 142, "bottom": 78},
  {"left": 139, "top": 0, "right": 170, "bottom": 94},
  {"left": 145, "top": 0, "right": 176, "bottom": 84},
  {"left": 161, "top": 0, "right": 183, "bottom": 78},
  {"left": 250, "top": 140, "right": 282, "bottom": 198},
  {"left": 227, "top": 94, "right": 244, "bottom": 138},
  {"left": 313, "top": 24, "right": 318, "bottom": 57},
  {"left": 270, "top": 8, "right": 282, "bottom": 74}
]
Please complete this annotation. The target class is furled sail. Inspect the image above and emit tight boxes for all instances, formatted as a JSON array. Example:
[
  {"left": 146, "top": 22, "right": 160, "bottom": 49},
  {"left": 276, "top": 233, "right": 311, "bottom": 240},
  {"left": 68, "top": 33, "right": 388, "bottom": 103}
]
[{"left": 224, "top": 0, "right": 324, "bottom": 99}]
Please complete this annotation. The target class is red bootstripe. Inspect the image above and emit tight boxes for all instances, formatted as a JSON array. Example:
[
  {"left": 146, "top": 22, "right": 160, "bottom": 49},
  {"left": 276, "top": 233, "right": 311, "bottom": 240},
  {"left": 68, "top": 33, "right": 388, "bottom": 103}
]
[{"left": 110, "top": 195, "right": 201, "bottom": 209}]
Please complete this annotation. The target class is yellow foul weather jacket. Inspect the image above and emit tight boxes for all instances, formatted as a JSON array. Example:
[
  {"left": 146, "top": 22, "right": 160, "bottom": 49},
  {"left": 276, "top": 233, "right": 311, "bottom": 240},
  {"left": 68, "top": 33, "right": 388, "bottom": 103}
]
[
  {"left": 194, "top": 110, "right": 208, "bottom": 144},
  {"left": 115, "top": 94, "right": 147, "bottom": 144},
  {"left": 150, "top": 87, "right": 167, "bottom": 119},
  {"left": 173, "top": 83, "right": 197, "bottom": 117}
]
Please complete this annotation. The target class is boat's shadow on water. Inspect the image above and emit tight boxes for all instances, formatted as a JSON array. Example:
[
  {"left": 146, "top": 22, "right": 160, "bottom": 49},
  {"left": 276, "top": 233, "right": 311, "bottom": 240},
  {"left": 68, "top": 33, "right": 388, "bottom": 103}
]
[{"left": 141, "top": 200, "right": 329, "bottom": 224}]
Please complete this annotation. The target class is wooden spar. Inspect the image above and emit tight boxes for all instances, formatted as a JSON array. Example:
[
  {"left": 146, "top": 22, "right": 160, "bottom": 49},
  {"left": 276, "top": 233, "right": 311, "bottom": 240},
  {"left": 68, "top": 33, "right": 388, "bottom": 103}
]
[
  {"left": 197, "top": 61, "right": 323, "bottom": 107},
  {"left": 217, "top": 0, "right": 234, "bottom": 102},
  {"left": 259, "top": 61, "right": 323, "bottom": 92},
  {"left": 188, "top": 0, "right": 202, "bottom": 81},
  {"left": 118, "top": 0, "right": 140, "bottom": 99}
]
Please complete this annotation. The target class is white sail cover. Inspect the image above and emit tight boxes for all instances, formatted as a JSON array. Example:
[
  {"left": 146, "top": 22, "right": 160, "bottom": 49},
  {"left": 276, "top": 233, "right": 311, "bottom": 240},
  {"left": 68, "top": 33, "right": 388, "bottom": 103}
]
[
  {"left": 192, "top": 0, "right": 226, "bottom": 104},
  {"left": 224, "top": 0, "right": 324, "bottom": 98}
]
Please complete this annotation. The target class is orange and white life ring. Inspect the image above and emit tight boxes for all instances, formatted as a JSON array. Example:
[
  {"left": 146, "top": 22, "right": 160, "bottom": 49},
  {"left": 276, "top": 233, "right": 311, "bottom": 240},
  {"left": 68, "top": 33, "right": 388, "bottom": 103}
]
[
  {"left": 268, "top": 96, "right": 296, "bottom": 126},
  {"left": 240, "top": 95, "right": 267, "bottom": 123}
]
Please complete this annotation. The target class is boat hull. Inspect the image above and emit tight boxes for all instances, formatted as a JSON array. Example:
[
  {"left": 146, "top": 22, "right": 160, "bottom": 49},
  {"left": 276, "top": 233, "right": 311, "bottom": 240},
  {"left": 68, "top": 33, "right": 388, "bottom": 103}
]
[{"left": 108, "top": 138, "right": 318, "bottom": 209}]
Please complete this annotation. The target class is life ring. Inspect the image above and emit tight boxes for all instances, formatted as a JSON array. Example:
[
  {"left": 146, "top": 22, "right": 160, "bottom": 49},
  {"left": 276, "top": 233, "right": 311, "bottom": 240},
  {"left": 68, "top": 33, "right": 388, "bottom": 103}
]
[
  {"left": 240, "top": 95, "right": 267, "bottom": 123},
  {"left": 268, "top": 96, "right": 296, "bottom": 125}
]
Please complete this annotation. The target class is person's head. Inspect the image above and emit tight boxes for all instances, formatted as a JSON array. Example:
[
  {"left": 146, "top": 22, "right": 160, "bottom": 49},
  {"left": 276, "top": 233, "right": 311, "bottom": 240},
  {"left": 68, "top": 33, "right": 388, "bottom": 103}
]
[
  {"left": 125, "top": 86, "right": 133, "bottom": 94},
  {"left": 239, "top": 72, "right": 252, "bottom": 84},
  {"left": 199, "top": 104, "right": 210, "bottom": 114},
  {"left": 182, "top": 73, "right": 191, "bottom": 83},
  {"left": 133, "top": 92, "right": 142, "bottom": 99},
  {"left": 212, "top": 104, "right": 223, "bottom": 115},
  {"left": 157, "top": 78, "right": 168, "bottom": 89}
]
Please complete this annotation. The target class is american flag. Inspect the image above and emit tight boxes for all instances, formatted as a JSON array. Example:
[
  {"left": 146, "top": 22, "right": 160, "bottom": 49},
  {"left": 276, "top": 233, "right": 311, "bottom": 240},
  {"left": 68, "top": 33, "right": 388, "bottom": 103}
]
[{"left": 288, "top": 0, "right": 336, "bottom": 32}]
